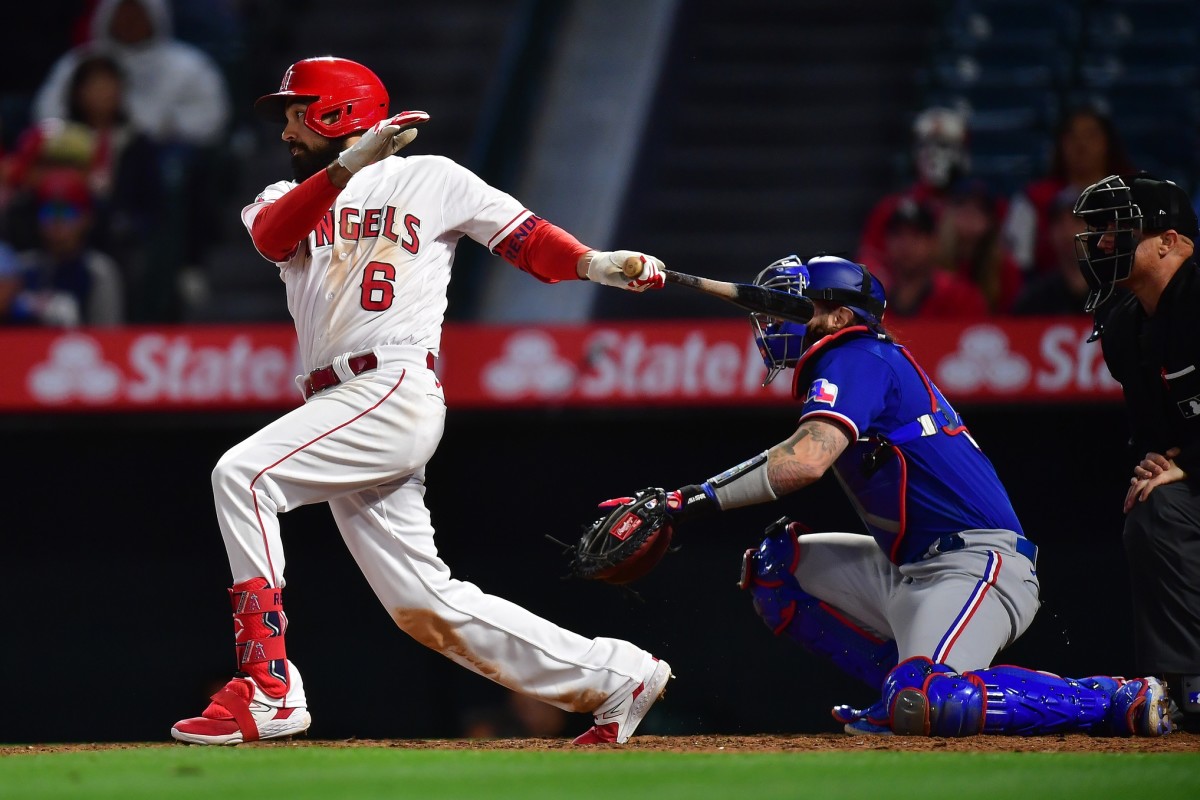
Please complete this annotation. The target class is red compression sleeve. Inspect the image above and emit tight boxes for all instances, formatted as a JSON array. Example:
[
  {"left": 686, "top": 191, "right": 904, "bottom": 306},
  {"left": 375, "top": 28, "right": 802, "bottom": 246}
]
[
  {"left": 495, "top": 216, "right": 590, "bottom": 283},
  {"left": 250, "top": 169, "right": 344, "bottom": 261}
]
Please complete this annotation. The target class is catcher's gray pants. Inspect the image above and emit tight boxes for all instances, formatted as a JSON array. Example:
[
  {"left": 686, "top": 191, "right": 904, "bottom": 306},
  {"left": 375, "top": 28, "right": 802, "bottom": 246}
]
[{"left": 793, "top": 529, "right": 1041, "bottom": 672}]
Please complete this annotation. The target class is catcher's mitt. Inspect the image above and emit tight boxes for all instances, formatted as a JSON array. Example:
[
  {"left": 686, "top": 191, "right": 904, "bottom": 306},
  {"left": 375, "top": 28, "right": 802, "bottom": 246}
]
[{"left": 569, "top": 488, "right": 675, "bottom": 584}]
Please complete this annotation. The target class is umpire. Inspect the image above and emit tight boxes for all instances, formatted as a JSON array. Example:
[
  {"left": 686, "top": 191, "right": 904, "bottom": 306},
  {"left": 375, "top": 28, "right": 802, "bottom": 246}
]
[{"left": 1075, "top": 172, "right": 1200, "bottom": 731}]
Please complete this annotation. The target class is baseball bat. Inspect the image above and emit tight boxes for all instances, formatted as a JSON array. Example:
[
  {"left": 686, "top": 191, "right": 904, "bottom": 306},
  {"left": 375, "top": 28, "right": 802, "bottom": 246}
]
[{"left": 621, "top": 256, "right": 814, "bottom": 323}]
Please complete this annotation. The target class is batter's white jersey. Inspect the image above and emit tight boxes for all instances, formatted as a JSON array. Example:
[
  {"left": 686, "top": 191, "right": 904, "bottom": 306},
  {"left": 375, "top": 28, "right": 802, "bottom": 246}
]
[
  {"left": 214, "top": 152, "right": 656, "bottom": 722},
  {"left": 241, "top": 155, "right": 532, "bottom": 373}
]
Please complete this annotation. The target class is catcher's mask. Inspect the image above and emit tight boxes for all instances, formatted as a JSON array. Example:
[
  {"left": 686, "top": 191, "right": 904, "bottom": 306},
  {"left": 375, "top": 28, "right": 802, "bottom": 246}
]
[
  {"left": 1073, "top": 172, "right": 1198, "bottom": 312},
  {"left": 255, "top": 56, "right": 389, "bottom": 138},
  {"left": 750, "top": 255, "right": 810, "bottom": 385}
]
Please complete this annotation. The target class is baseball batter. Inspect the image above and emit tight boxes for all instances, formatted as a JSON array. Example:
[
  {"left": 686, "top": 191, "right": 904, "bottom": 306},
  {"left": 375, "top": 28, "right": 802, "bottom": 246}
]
[
  {"left": 603, "top": 255, "right": 1170, "bottom": 736},
  {"left": 170, "top": 56, "right": 672, "bottom": 745}
]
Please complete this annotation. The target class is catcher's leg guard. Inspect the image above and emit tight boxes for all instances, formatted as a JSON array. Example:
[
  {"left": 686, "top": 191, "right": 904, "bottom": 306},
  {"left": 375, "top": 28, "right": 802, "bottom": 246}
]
[
  {"left": 884, "top": 658, "right": 1169, "bottom": 736},
  {"left": 971, "top": 669, "right": 1168, "bottom": 736},
  {"left": 230, "top": 577, "right": 289, "bottom": 698},
  {"left": 966, "top": 666, "right": 1114, "bottom": 735},
  {"left": 740, "top": 519, "right": 897, "bottom": 688},
  {"left": 884, "top": 656, "right": 985, "bottom": 736}
]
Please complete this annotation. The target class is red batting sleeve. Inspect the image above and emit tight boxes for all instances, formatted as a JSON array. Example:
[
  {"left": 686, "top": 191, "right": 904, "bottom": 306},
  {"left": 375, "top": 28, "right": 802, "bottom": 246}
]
[
  {"left": 250, "top": 169, "right": 344, "bottom": 261},
  {"left": 495, "top": 216, "right": 590, "bottom": 283}
]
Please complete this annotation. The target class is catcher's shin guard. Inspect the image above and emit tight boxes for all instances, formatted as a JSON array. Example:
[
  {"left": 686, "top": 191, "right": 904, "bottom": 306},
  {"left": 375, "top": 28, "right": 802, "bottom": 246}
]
[
  {"left": 230, "top": 578, "right": 290, "bottom": 698},
  {"left": 740, "top": 519, "right": 897, "bottom": 688},
  {"left": 884, "top": 658, "right": 1166, "bottom": 736}
]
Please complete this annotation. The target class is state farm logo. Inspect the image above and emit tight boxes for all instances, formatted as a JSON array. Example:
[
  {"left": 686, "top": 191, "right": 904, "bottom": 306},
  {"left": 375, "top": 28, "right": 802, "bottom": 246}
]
[
  {"left": 25, "top": 332, "right": 301, "bottom": 406},
  {"left": 479, "top": 329, "right": 792, "bottom": 402},
  {"left": 28, "top": 335, "right": 122, "bottom": 403},
  {"left": 937, "top": 326, "right": 1031, "bottom": 393},
  {"left": 482, "top": 331, "right": 576, "bottom": 399}
]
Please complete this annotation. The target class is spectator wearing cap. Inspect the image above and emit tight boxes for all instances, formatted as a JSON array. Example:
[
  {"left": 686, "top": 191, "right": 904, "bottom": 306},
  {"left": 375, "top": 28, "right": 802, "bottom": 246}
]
[
  {"left": 857, "top": 106, "right": 971, "bottom": 278},
  {"left": 1013, "top": 187, "right": 1093, "bottom": 316},
  {"left": 939, "top": 178, "right": 1023, "bottom": 314},
  {"left": 880, "top": 198, "right": 988, "bottom": 319},
  {"left": 5, "top": 168, "right": 124, "bottom": 327},
  {"left": 1002, "top": 106, "right": 1134, "bottom": 276}
]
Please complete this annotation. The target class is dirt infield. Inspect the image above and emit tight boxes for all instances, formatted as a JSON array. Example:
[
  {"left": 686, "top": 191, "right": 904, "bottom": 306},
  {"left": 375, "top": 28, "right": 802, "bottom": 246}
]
[{"left": 2, "top": 732, "right": 1197, "bottom": 755}]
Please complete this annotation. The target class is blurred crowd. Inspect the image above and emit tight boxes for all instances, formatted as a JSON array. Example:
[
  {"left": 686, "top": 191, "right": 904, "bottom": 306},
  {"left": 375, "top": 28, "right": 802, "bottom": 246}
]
[
  {"left": 0, "top": 1, "right": 1193, "bottom": 330},
  {"left": 0, "top": 0, "right": 234, "bottom": 328},
  {"left": 855, "top": 103, "right": 1152, "bottom": 321}
]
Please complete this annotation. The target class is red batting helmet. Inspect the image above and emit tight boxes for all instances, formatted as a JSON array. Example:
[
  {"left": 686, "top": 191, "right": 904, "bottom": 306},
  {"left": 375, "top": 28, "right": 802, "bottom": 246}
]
[{"left": 254, "top": 57, "right": 389, "bottom": 138}]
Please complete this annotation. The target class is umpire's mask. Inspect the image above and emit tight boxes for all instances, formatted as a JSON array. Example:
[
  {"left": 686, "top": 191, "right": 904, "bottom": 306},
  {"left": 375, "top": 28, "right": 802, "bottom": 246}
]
[{"left": 1073, "top": 174, "right": 1142, "bottom": 312}]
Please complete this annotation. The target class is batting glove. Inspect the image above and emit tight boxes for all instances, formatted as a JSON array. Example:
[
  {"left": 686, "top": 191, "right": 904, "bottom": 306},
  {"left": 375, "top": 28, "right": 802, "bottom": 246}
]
[
  {"left": 584, "top": 250, "right": 666, "bottom": 292},
  {"left": 337, "top": 110, "right": 430, "bottom": 174}
]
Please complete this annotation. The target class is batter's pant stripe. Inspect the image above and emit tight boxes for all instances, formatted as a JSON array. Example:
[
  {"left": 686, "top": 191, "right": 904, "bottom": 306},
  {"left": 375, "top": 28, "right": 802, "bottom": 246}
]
[
  {"left": 248, "top": 371, "right": 407, "bottom": 585},
  {"left": 931, "top": 550, "right": 1002, "bottom": 664}
]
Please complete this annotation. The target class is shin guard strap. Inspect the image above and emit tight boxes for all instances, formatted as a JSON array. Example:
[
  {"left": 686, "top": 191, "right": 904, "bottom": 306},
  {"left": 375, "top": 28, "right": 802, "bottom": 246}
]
[
  {"left": 212, "top": 684, "right": 260, "bottom": 743},
  {"left": 236, "top": 636, "right": 287, "bottom": 668},
  {"left": 229, "top": 582, "right": 283, "bottom": 614}
]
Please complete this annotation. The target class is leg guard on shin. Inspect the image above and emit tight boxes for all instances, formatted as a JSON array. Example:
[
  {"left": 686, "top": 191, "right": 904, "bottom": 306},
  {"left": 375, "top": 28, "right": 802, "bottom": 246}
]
[
  {"left": 968, "top": 666, "right": 1114, "bottom": 735},
  {"left": 885, "top": 659, "right": 1172, "bottom": 737},
  {"left": 740, "top": 519, "right": 897, "bottom": 689},
  {"left": 230, "top": 578, "right": 289, "bottom": 699}
]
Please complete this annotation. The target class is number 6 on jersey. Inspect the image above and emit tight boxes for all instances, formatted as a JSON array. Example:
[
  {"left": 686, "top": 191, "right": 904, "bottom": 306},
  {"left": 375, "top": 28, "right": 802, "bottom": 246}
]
[{"left": 361, "top": 260, "right": 396, "bottom": 311}]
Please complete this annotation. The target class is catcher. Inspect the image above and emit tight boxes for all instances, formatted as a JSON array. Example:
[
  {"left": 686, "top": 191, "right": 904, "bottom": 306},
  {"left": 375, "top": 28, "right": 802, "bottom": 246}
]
[{"left": 573, "top": 254, "right": 1172, "bottom": 737}]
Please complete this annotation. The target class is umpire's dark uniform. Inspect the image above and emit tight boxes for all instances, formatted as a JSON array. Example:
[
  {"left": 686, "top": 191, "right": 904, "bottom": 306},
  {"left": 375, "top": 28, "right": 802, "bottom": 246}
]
[{"left": 1100, "top": 255, "right": 1200, "bottom": 726}]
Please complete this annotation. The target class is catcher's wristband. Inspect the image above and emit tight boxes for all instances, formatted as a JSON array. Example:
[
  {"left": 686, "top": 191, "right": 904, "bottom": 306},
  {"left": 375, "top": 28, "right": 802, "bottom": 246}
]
[{"left": 673, "top": 483, "right": 719, "bottom": 521}]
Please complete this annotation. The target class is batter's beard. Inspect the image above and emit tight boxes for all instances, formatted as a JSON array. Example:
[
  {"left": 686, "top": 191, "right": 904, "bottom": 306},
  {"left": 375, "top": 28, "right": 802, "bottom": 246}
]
[{"left": 290, "top": 139, "right": 341, "bottom": 181}]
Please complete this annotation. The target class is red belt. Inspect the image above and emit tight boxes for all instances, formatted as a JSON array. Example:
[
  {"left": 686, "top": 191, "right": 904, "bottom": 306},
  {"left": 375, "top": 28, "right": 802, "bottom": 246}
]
[{"left": 302, "top": 350, "right": 435, "bottom": 399}]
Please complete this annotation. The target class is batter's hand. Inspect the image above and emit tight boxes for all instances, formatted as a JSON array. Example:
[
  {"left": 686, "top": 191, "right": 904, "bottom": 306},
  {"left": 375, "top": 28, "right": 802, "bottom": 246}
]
[
  {"left": 582, "top": 250, "right": 666, "bottom": 291},
  {"left": 1124, "top": 448, "right": 1185, "bottom": 513},
  {"left": 337, "top": 110, "right": 430, "bottom": 174}
]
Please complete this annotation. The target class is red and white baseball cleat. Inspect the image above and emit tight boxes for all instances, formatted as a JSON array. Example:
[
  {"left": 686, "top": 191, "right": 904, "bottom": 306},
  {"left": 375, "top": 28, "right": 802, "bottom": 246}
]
[
  {"left": 171, "top": 676, "right": 311, "bottom": 745},
  {"left": 574, "top": 658, "right": 673, "bottom": 745}
]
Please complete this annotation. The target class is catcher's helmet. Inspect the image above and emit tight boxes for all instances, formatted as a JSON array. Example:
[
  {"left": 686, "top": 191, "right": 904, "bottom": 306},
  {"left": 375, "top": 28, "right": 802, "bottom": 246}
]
[
  {"left": 254, "top": 57, "right": 389, "bottom": 138},
  {"left": 1073, "top": 172, "right": 1198, "bottom": 311},
  {"left": 803, "top": 255, "right": 887, "bottom": 325},
  {"left": 750, "top": 255, "right": 810, "bottom": 386}
]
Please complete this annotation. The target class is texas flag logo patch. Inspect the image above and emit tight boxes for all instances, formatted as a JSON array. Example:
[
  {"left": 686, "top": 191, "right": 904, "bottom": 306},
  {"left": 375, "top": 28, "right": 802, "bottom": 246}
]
[{"left": 807, "top": 378, "right": 838, "bottom": 406}]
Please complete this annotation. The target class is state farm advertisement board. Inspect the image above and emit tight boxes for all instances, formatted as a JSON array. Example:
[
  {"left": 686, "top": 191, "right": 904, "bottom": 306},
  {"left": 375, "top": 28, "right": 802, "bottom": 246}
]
[{"left": 0, "top": 318, "right": 1120, "bottom": 412}]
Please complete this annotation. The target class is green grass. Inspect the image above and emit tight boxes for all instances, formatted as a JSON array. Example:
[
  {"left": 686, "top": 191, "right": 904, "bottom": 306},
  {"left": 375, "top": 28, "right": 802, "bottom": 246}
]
[{"left": 1, "top": 747, "right": 1198, "bottom": 800}]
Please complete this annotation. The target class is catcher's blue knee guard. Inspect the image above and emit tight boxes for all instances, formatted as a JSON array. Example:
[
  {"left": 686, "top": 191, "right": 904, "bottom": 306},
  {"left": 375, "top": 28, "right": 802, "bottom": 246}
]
[
  {"left": 740, "top": 518, "right": 897, "bottom": 689},
  {"left": 884, "top": 657, "right": 985, "bottom": 736}
]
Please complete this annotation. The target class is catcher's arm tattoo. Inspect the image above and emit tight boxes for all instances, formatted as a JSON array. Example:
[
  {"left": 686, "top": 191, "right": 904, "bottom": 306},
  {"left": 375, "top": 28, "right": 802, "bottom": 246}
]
[{"left": 767, "top": 418, "right": 851, "bottom": 495}]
